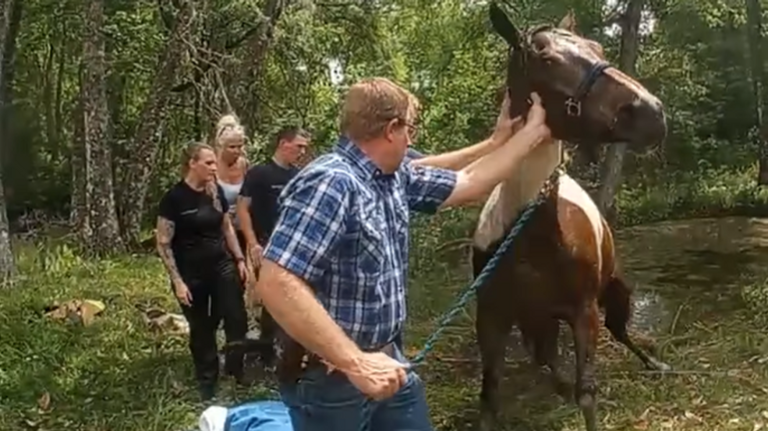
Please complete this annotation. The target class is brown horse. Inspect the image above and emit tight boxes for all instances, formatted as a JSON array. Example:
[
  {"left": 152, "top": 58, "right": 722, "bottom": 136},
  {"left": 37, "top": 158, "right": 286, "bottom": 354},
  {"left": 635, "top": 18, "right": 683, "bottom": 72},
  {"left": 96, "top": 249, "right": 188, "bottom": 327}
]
[{"left": 472, "top": 4, "right": 670, "bottom": 431}]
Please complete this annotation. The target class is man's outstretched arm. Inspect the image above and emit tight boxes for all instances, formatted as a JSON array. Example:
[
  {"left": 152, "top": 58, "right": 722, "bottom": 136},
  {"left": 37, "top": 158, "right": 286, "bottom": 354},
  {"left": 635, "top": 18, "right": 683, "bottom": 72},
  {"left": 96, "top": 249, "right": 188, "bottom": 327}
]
[
  {"left": 403, "top": 94, "right": 550, "bottom": 214},
  {"left": 410, "top": 96, "right": 522, "bottom": 171}
]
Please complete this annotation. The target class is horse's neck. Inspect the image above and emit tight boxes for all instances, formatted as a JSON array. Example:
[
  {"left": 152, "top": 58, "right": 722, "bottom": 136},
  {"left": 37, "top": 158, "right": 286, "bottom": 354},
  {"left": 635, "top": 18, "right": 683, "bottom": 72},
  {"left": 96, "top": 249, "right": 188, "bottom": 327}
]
[
  {"left": 499, "top": 139, "right": 561, "bottom": 209},
  {"left": 472, "top": 139, "right": 562, "bottom": 251}
]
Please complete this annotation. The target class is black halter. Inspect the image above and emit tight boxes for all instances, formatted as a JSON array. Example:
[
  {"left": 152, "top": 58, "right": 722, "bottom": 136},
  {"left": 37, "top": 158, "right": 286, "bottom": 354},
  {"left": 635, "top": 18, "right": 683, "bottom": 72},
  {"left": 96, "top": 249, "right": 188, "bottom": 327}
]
[
  {"left": 506, "top": 25, "right": 611, "bottom": 119},
  {"left": 563, "top": 61, "right": 610, "bottom": 116}
]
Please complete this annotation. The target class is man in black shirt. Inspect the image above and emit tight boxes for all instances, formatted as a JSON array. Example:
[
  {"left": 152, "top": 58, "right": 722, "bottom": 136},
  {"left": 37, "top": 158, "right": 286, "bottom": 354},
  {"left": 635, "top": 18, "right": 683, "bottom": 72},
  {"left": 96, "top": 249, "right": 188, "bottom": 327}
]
[{"left": 236, "top": 126, "right": 310, "bottom": 364}]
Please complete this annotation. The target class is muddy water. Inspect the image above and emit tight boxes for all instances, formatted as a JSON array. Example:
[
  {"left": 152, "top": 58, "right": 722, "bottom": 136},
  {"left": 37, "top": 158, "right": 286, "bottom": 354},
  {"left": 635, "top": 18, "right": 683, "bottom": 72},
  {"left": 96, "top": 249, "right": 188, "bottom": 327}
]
[{"left": 616, "top": 216, "right": 768, "bottom": 334}]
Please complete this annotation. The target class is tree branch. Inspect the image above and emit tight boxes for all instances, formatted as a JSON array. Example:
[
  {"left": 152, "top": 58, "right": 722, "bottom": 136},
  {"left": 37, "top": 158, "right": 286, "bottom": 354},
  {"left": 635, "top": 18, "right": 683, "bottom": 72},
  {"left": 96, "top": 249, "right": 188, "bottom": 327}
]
[
  {"left": 600, "top": 2, "right": 626, "bottom": 28},
  {"left": 169, "top": 19, "right": 267, "bottom": 93},
  {"left": 157, "top": 0, "right": 175, "bottom": 31}
]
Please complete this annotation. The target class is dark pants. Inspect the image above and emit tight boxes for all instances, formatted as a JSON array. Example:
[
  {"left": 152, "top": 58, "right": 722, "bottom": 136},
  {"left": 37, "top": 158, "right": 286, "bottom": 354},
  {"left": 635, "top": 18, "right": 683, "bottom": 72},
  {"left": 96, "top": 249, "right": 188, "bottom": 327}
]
[
  {"left": 176, "top": 257, "right": 248, "bottom": 388},
  {"left": 258, "top": 306, "right": 278, "bottom": 364},
  {"left": 279, "top": 342, "right": 433, "bottom": 431}
]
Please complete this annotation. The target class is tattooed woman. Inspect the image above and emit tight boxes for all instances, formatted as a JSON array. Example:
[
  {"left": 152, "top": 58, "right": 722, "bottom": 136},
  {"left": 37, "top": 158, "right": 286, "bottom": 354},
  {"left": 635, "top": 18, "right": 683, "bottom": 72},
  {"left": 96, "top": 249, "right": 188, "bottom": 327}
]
[
  {"left": 155, "top": 141, "right": 251, "bottom": 401},
  {"left": 214, "top": 114, "right": 249, "bottom": 251}
]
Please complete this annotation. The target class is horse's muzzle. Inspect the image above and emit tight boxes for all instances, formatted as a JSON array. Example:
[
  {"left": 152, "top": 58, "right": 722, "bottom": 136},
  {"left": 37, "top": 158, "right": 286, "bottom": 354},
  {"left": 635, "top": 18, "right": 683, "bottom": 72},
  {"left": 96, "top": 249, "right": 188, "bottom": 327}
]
[{"left": 615, "top": 97, "right": 668, "bottom": 148}]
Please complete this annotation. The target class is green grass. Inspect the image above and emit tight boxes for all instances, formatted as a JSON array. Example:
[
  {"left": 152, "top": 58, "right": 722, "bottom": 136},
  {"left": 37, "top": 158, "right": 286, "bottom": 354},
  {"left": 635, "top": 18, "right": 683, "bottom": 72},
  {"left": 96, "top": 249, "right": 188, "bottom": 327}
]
[
  {"left": 0, "top": 242, "right": 273, "bottom": 431},
  {"left": 1, "top": 211, "right": 768, "bottom": 430}
]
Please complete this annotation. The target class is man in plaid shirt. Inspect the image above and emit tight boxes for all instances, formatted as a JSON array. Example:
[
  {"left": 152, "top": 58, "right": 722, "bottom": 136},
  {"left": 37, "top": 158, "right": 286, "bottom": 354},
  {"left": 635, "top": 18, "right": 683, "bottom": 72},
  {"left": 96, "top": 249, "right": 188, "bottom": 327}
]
[{"left": 256, "top": 77, "right": 551, "bottom": 431}]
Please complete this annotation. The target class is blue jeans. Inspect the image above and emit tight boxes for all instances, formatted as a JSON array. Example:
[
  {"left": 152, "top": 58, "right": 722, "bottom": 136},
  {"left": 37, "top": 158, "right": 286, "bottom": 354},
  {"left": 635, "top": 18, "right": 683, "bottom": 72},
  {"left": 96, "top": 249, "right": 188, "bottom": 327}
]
[{"left": 279, "top": 345, "right": 433, "bottom": 431}]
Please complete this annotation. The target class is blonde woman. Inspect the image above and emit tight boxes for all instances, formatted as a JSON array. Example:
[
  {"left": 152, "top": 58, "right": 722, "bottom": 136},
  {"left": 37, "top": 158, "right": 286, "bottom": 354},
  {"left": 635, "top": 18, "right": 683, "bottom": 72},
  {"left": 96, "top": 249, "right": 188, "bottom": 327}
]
[{"left": 214, "top": 114, "right": 249, "bottom": 251}]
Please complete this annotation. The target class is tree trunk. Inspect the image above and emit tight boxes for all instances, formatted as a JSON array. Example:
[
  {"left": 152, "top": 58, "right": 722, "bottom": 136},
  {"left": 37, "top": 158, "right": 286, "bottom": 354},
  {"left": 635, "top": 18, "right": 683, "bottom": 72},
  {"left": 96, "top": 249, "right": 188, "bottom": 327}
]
[
  {"left": 0, "top": 0, "right": 18, "bottom": 284},
  {"left": 596, "top": 0, "right": 644, "bottom": 220},
  {"left": 82, "top": 0, "right": 122, "bottom": 254},
  {"left": 70, "top": 75, "right": 90, "bottom": 242},
  {"left": 0, "top": 0, "right": 19, "bottom": 164},
  {"left": 118, "top": 0, "right": 195, "bottom": 247},
  {"left": 232, "top": 0, "right": 290, "bottom": 131},
  {"left": 746, "top": 0, "right": 767, "bottom": 184}
]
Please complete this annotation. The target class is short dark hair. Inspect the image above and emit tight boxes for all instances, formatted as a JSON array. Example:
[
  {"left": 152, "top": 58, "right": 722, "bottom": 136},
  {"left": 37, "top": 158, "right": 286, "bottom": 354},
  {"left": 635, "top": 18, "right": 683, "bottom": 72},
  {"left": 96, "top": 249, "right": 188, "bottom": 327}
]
[{"left": 273, "top": 126, "right": 311, "bottom": 152}]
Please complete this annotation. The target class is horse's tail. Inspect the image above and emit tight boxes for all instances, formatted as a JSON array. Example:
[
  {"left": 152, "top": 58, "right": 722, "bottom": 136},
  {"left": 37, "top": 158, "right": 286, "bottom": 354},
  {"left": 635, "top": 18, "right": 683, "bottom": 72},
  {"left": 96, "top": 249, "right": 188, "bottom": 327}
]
[{"left": 600, "top": 275, "right": 633, "bottom": 335}]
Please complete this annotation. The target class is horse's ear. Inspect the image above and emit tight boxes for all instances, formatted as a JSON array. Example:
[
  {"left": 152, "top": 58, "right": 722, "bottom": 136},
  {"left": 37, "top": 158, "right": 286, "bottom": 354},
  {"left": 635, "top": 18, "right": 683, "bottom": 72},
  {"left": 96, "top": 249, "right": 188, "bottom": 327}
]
[
  {"left": 558, "top": 9, "right": 577, "bottom": 32},
  {"left": 489, "top": 2, "right": 521, "bottom": 48}
]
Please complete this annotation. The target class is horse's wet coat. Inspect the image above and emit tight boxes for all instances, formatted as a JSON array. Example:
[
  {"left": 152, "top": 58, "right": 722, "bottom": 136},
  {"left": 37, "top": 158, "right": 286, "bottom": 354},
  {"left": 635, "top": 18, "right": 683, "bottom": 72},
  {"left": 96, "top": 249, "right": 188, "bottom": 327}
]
[
  {"left": 474, "top": 4, "right": 671, "bottom": 431},
  {"left": 473, "top": 139, "right": 562, "bottom": 251}
]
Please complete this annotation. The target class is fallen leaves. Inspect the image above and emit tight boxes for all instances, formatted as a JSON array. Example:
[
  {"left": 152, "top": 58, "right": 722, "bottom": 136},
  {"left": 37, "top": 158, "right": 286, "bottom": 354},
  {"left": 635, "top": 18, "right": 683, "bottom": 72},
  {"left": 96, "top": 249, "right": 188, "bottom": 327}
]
[
  {"left": 632, "top": 406, "right": 653, "bottom": 430},
  {"left": 138, "top": 307, "right": 189, "bottom": 335},
  {"left": 44, "top": 299, "right": 106, "bottom": 326}
]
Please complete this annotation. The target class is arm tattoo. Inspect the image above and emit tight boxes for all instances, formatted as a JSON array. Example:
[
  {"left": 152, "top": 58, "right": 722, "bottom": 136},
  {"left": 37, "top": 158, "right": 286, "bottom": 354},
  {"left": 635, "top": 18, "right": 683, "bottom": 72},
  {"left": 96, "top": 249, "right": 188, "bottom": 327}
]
[{"left": 155, "top": 217, "right": 183, "bottom": 285}]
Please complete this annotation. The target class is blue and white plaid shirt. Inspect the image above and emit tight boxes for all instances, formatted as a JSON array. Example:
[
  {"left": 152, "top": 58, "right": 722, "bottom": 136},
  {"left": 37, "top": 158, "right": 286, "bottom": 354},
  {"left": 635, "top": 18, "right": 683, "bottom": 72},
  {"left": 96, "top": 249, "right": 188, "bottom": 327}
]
[{"left": 263, "top": 136, "right": 457, "bottom": 350}]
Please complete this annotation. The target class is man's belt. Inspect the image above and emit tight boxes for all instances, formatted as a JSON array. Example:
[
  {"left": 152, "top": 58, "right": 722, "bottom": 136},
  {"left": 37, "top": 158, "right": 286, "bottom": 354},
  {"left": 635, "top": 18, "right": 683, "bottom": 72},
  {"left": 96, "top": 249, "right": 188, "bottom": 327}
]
[
  {"left": 276, "top": 336, "right": 399, "bottom": 385},
  {"left": 304, "top": 341, "right": 396, "bottom": 369}
]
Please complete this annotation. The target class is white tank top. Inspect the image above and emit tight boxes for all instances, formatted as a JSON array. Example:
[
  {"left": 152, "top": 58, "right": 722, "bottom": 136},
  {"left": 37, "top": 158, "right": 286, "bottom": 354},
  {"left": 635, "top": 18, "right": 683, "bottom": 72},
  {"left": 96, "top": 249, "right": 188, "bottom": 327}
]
[{"left": 217, "top": 179, "right": 243, "bottom": 229}]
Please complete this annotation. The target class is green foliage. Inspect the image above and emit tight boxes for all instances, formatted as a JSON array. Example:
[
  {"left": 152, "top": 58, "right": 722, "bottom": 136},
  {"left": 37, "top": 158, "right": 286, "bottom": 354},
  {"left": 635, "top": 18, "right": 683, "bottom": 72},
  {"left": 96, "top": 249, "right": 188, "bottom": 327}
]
[
  {"left": 2, "top": 0, "right": 768, "bottom": 231},
  {"left": 615, "top": 164, "right": 768, "bottom": 226},
  {"left": 6, "top": 0, "right": 768, "bottom": 428}
]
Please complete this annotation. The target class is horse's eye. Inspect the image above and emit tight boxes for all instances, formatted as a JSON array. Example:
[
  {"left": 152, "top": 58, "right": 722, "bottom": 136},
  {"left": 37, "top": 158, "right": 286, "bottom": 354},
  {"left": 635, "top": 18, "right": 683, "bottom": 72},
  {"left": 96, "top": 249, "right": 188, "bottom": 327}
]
[{"left": 531, "top": 36, "right": 549, "bottom": 52}]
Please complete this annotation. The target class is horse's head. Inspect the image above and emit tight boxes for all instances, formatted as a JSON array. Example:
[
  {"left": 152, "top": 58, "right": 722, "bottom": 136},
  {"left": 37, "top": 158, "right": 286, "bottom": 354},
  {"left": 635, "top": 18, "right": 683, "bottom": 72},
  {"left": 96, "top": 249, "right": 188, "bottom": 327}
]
[{"left": 489, "top": 2, "right": 666, "bottom": 150}]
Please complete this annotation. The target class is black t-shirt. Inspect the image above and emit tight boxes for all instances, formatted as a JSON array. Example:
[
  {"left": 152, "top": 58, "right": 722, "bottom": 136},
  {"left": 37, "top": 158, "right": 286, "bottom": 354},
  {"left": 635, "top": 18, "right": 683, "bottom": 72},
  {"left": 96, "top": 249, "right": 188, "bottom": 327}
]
[
  {"left": 239, "top": 160, "right": 299, "bottom": 244},
  {"left": 158, "top": 180, "right": 230, "bottom": 267}
]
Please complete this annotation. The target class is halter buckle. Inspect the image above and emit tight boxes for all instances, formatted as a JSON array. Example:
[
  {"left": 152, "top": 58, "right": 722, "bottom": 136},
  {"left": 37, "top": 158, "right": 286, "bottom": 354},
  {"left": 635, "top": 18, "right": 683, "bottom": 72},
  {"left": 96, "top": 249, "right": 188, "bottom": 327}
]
[{"left": 565, "top": 98, "right": 581, "bottom": 116}]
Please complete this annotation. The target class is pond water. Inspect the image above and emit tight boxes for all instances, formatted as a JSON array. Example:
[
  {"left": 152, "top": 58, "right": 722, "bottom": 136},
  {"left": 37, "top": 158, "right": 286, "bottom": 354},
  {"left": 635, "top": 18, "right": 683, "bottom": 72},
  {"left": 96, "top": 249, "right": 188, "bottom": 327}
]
[
  {"left": 426, "top": 216, "right": 768, "bottom": 431},
  {"left": 617, "top": 216, "right": 768, "bottom": 334}
]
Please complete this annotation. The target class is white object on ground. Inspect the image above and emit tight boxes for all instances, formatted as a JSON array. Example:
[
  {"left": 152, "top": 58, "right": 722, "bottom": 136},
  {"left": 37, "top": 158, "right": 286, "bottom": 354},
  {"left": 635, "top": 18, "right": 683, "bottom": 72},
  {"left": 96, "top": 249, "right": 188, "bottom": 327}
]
[{"left": 199, "top": 405, "right": 228, "bottom": 431}]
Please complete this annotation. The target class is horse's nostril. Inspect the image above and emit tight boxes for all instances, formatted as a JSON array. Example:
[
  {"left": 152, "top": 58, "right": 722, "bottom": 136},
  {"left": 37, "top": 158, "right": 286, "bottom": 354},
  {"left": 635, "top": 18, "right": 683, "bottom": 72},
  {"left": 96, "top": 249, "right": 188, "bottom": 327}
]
[
  {"left": 620, "top": 99, "right": 662, "bottom": 123},
  {"left": 617, "top": 99, "right": 667, "bottom": 146}
]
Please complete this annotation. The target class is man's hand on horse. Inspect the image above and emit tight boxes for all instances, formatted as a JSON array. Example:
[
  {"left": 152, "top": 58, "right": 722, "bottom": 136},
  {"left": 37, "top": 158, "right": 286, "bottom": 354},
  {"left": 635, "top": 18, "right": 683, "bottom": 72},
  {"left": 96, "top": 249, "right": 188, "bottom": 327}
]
[
  {"left": 525, "top": 92, "right": 551, "bottom": 139},
  {"left": 492, "top": 92, "right": 524, "bottom": 143}
]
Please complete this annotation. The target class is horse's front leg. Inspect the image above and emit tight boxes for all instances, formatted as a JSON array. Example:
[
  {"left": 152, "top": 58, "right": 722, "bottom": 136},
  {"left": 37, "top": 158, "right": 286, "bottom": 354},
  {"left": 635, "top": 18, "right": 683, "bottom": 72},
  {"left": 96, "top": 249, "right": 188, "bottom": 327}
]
[
  {"left": 571, "top": 302, "right": 600, "bottom": 431},
  {"left": 476, "top": 297, "right": 514, "bottom": 431}
]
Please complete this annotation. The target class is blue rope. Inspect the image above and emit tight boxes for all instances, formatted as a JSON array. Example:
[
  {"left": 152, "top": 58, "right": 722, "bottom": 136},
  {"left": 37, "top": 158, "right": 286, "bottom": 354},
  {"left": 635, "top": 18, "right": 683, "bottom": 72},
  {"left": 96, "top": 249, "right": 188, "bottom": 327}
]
[{"left": 408, "top": 191, "right": 547, "bottom": 366}]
